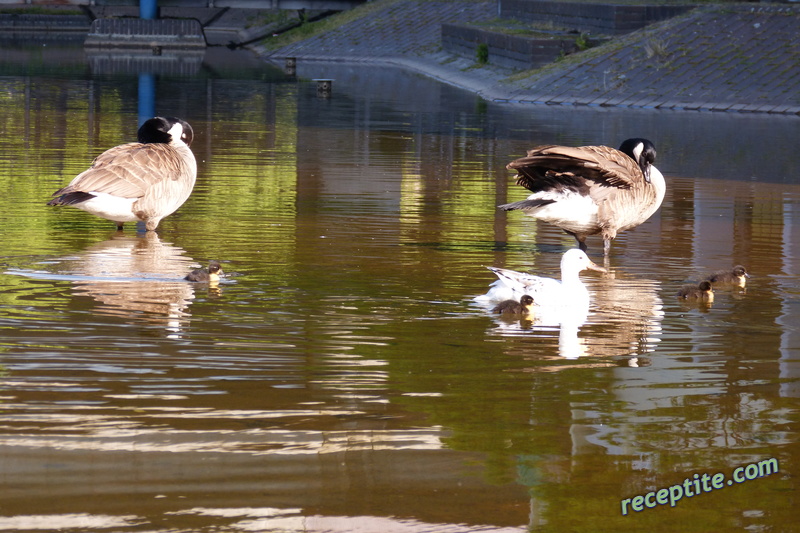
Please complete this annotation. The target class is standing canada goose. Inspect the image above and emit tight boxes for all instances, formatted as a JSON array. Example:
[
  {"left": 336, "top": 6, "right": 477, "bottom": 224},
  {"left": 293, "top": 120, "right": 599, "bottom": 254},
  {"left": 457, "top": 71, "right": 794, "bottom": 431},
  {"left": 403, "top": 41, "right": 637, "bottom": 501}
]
[
  {"left": 47, "top": 116, "right": 197, "bottom": 231},
  {"left": 477, "top": 249, "right": 607, "bottom": 306},
  {"left": 677, "top": 280, "right": 714, "bottom": 302},
  {"left": 706, "top": 265, "right": 749, "bottom": 288},
  {"left": 492, "top": 294, "right": 535, "bottom": 315},
  {"left": 500, "top": 138, "right": 666, "bottom": 256},
  {"left": 185, "top": 261, "right": 223, "bottom": 282}
]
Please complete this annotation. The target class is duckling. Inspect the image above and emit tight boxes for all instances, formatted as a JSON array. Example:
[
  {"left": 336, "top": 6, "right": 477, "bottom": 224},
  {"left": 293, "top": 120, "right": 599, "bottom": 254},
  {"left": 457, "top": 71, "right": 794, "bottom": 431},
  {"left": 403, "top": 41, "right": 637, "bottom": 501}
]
[
  {"left": 48, "top": 116, "right": 197, "bottom": 231},
  {"left": 677, "top": 280, "right": 714, "bottom": 303},
  {"left": 492, "top": 294, "right": 535, "bottom": 316},
  {"left": 500, "top": 138, "right": 666, "bottom": 256},
  {"left": 185, "top": 261, "right": 223, "bottom": 282},
  {"left": 706, "top": 265, "right": 749, "bottom": 288}
]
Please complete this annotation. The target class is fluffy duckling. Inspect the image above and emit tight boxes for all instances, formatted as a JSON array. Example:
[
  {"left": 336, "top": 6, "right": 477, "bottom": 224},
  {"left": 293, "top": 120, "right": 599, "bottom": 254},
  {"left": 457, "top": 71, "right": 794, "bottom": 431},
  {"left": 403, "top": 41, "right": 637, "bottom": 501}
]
[
  {"left": 492, "top": 294, "right": 535, "bottom": 316},
  {"left": 677, "top": 280, "right": 714, "bottom": 303},
  {"left": 706, "top": 265, "right": 749, "bottom": 288},
  {"left": 185, "top": 261, "right": 223, "bottom": 282},
  {"left": 48, "top": 116, "right": 197, "bottom": 231}
]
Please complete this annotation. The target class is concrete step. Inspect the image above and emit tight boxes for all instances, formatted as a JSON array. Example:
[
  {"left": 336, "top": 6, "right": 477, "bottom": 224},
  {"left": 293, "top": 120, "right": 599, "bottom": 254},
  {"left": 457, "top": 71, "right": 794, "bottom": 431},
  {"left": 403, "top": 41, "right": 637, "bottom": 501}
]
[
  {"left": 0, "top": 13, "right": 90, "bottom": 32},
  {"left": 440, "top": 1, "right": 694, "bottom": 70},
  {"left": 441, "top": 22, "right": 609, "bottom": 70},
  {"left": 500, "top": 0, "right": 696, "bottom": 35},
  {"left": 84, "top": 18, "right": 206, "bottom": 49}
]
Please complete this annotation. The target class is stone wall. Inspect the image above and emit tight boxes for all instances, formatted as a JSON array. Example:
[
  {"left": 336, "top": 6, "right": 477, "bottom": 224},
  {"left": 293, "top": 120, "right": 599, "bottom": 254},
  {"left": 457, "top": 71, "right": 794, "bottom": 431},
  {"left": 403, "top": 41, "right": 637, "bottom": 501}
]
[
  {"left": 500, "top": 0, "right": 695, "bottom": 35},
  {"left": 441, "top": 23, "right": 581, "bottom": 69}
]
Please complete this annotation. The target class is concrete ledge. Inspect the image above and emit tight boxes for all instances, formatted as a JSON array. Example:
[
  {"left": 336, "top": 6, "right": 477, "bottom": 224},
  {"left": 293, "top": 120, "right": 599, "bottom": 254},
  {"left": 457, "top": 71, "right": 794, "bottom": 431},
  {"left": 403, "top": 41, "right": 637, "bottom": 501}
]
[
  {"left": 84, "top": 18, "right": 206, "bottom": 49},
  {"left": 501, "top": 0, "right": 695, "bottom": 35},
  {"left": 86, "top": 50, "right": 205, "bottom": 76},
  {"left": 442, "top": 23, "right": 584, "bottom": 69},
  {"left": 0, "top": 13, "right": 89, "bottom": 32}
]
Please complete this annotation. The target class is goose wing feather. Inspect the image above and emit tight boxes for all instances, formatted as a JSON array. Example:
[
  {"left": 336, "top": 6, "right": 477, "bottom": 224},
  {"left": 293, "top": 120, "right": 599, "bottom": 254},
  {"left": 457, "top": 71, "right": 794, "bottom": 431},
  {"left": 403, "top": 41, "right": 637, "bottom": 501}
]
[
  {"left": 507, "top": 145, "right": 643, "bottom": 193},
  {"left": 53, "top": 143, "right": 188, "bottom": 200}
]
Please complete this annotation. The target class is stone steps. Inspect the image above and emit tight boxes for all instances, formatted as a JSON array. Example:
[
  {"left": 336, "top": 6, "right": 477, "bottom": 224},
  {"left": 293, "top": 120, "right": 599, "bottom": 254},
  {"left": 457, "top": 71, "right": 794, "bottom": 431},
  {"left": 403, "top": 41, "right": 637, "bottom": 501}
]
[
  {"left": 0, "top": 13, "right": 90, "bottom": 32},
  {"left": 441, "top": 23, "right": 608, "bottom": 70},
  {"left": 501, "top": 0, "right": 695, "bottom": 35},
  {"left": 441, "top": 1, "right": 695, "bottom": 70},
  {"left": 84, "top": 18, "right": 206, "bottom": 50}
]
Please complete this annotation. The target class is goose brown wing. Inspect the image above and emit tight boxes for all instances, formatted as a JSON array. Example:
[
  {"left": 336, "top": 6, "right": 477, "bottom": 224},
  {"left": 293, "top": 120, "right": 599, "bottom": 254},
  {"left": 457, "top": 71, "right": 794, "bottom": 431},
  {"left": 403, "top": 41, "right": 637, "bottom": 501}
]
[
  {"left": 507, "top": 145, "right": 644, "bottom": 193},
  {"left": 58, "top": 143, "right": 185, "bottom": 199}
]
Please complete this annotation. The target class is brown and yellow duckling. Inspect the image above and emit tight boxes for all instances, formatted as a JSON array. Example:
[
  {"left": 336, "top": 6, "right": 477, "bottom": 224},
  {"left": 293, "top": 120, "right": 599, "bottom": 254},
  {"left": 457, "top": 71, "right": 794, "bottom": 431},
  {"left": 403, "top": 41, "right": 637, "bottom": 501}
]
[
  {"left": 185, "top": 261, "right": 223, "bottom": 283},
  {"left": 677, "top": 280, "right": 714, "bottom": 303},
  {"left": 705, "top": 265, "right": 749, "bottom": 288},
  {"left": 492, "top": 294, "right": 535, "bottom": 316}
]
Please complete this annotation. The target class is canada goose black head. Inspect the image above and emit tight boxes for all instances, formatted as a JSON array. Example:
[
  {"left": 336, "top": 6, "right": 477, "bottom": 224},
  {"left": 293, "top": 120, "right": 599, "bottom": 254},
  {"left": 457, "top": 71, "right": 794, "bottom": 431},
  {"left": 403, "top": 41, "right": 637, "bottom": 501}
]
[
  {"left": 47, "top": 116, "right": 197, "bottom": 232},
  {"left": 139, "top": 116, "right": 194, "bottom": 147},
  {"left": 618, "top": 138, "right": 657, "bottom": 183},
  {"left": 500, "top": 139, "right": 665, "bottom": 257}
]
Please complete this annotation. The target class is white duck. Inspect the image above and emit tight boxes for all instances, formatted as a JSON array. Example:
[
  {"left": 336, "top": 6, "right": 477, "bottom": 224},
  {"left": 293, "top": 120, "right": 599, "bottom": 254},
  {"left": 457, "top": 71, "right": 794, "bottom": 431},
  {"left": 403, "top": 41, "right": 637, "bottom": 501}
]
[
  {"left": 500, "top": 138, "right": 665, "bottom": 256},
  {"left": 476, "top": 249, "right": 607, "bottom": 307},
  {"left": 48, "top": 116, "right": 197, "bottom": 231}
]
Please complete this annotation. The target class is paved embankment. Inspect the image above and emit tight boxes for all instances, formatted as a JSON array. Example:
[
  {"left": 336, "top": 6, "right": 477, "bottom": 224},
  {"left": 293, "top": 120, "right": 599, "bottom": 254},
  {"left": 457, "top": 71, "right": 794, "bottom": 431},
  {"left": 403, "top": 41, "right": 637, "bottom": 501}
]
[
  {"left": 2, "top": 1, "right": 798, "bottom": 114},
  {"left": 257, "top": 0, "right": 800, "bottom": 114}
]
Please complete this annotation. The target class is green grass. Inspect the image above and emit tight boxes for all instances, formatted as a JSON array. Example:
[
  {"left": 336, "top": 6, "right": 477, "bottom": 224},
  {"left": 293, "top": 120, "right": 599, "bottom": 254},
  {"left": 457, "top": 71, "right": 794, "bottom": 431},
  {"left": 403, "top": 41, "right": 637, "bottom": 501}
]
[
  {"left": 259, "top": 0, "right": 405, "bottom": 51},
  {"left": 245, "top": 10, "right": 292, "bottom": 29}
]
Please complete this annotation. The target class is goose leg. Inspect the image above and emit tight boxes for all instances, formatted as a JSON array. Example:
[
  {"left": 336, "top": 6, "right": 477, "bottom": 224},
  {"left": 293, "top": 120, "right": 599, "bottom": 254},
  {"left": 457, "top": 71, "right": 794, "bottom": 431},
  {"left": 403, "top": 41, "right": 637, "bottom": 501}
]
[{"left": 565, "top": 231, "right": 587, "bottom": 251}]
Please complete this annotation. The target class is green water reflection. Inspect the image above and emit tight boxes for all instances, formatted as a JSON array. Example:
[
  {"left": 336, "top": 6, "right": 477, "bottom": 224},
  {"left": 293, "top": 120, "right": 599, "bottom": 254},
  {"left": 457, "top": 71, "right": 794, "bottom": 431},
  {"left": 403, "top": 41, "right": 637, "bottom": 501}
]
[{"left": 0, "top": 53, "right": 798, "bottom": 532}]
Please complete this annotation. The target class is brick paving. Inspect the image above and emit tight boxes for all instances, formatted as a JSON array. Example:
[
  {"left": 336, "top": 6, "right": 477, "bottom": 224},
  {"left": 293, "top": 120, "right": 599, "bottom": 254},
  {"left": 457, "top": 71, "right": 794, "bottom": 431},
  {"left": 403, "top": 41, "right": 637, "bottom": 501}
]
[
  {"left": 260, "top": 1, "right": 800, "bottom": 115},
  {"left": 495, "top": 5, "right": 800, "bottom": 112},
  {"left": 261, "top": 0, "right": 497, "bottom": 59},
  {"left": 5, "top": 1, "right": 799, "bottom": 114}
]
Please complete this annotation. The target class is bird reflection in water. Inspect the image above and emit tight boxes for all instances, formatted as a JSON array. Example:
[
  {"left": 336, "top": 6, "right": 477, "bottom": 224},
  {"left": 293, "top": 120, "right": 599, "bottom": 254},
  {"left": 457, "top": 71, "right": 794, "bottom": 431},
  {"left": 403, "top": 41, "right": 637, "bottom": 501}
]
[
  {"left": 58, "top": 232, "right": 216, "bottom": 336},
  {"left": 484, "top": 272, "right": 664, "bottom": 361}
]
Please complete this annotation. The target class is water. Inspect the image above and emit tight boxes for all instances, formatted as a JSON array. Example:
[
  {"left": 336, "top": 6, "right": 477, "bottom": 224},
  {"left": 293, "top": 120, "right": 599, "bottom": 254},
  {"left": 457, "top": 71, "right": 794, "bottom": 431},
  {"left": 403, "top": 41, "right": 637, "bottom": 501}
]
[{"left": 0, "top": 43, "right": 799, "bottom": 532}]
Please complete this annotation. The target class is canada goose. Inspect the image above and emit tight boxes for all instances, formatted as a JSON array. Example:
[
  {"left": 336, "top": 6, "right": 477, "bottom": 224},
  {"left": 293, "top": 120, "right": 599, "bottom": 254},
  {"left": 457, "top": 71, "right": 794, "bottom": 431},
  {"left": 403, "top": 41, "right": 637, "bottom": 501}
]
[
  {"left": 492, "top": 294, "right": 535, "bottom": 315},
  {"left": 185, "top": 261, "right": 223, "bottom": 282},
  {"left": 500, "top": 138, "right": 666, "bottom": 256},
  {"left": 477, "top": 249, "right": 607, "bottom": 306},
  {"left": 677, "top": 280, "right": 714, "bottom": 302},
  {"left": 47, "top": 116, "right": 197, "bottom": 231},
  {"left": 706, "top": 265, "right": 749, "bottom": 288}
]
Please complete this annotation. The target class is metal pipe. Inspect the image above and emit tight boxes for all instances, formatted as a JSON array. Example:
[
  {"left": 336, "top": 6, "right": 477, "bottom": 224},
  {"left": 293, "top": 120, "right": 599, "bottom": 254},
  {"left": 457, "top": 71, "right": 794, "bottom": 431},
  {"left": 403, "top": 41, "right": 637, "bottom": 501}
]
[{"left": 140, "top": 0, "right": 157, "bottom": 20}]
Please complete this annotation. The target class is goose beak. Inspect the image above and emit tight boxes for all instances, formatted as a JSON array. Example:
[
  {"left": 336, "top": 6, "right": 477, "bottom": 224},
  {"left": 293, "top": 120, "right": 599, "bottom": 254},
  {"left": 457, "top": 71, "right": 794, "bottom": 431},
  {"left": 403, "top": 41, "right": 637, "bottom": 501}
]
[{"left": 643, "top": 164, "right": 652, "bottom": 183}]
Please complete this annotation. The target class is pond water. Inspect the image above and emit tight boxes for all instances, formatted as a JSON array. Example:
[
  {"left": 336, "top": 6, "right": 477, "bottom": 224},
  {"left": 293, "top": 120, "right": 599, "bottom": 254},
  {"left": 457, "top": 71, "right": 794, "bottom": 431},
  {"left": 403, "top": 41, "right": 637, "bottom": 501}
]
[{"left": 0, "top": 42, "right": 798, "bottom": 532}]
